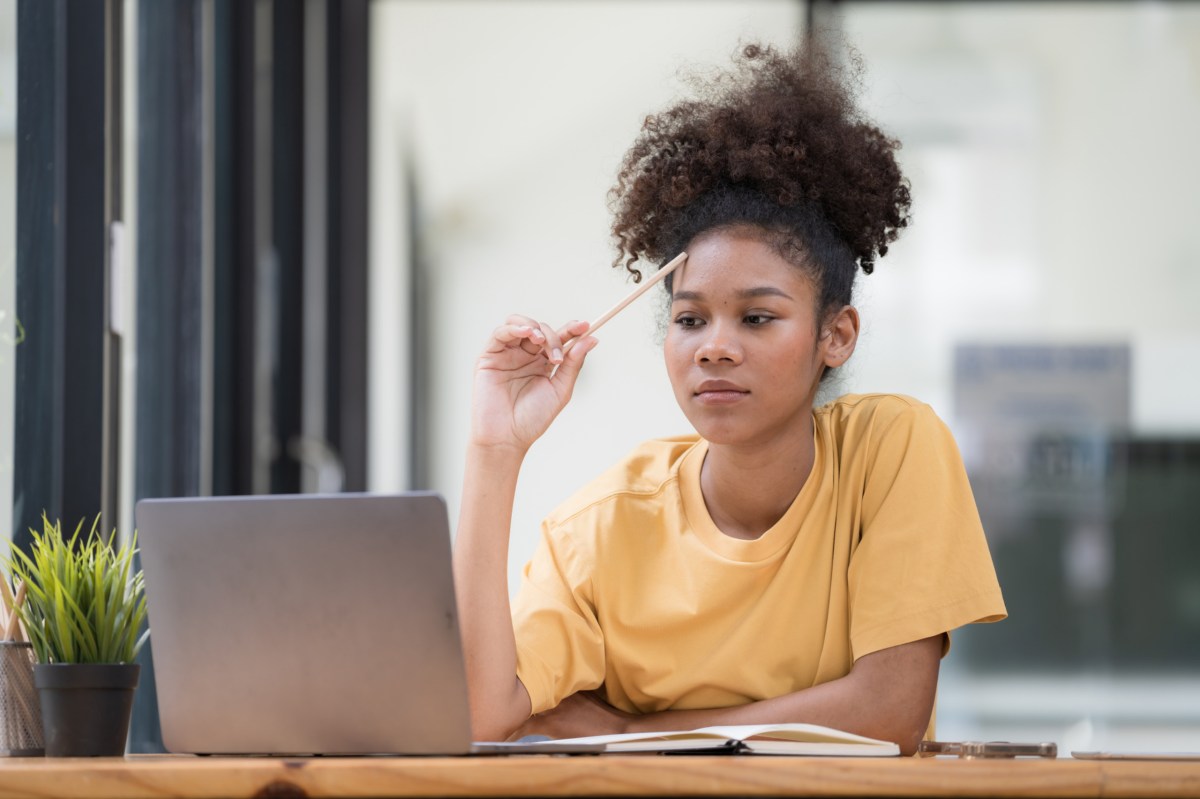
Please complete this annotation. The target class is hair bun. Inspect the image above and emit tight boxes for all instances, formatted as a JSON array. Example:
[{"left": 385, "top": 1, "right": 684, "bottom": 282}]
[{"left": 610, "top": 41, "right": 911, "bottom": 281}]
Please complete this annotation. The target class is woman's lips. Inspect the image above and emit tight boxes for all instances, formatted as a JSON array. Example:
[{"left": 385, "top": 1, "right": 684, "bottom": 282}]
[{"left": 694, "top": 381, "right": 750, "bottom": 404}]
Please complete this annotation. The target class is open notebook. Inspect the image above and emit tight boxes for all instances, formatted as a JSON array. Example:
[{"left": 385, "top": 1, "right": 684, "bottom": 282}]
[{"left": 545, "top": 723, "right": 900, "bottom": 756}]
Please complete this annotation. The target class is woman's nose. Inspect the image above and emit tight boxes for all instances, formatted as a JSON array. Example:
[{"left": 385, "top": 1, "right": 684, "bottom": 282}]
[{"left": 694, "top": 322, "right": 742, "bottom": 364}]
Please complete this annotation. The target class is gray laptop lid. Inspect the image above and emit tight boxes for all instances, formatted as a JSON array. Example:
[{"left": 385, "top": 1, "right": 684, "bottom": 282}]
[{"left": 136, "top": 492, "right": 474, "bottom": 755}]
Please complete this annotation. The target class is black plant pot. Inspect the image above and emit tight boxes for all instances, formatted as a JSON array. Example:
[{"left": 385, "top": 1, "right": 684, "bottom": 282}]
[{"left": 33, "top": 663, "right": 140, "bottom": 757}]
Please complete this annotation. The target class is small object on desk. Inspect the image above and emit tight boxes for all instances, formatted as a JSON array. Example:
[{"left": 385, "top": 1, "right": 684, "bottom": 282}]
[
  {"left": 0, "top": 634, "right": 44, "bottom": 756},
  {"left": 918, "top": 740, "right": 1058, "bottom": 759},
  {"left": 1072, "top": 751, "right": 1200, "bottom": 761},
  {"left": 515, "top": 735, "right": 553, "bottom": 744}
]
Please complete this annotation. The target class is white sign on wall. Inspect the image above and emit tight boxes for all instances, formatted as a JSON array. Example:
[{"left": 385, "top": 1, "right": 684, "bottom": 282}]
[{"left": 953, "top": 343, "right": 1131, "bottom": 520}]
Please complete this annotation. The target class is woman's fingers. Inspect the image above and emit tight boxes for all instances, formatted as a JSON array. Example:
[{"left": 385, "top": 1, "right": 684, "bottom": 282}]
[
  {"left": 559, "top": 319, "right": 595, "bottom": 355},
  {"left": 556, "top": 319, "right": 591, "bottom": 343},
  {"left": 536, "top": 321, "right": 564, "bottom": 365},
  {"left": 487, "top": 316, "right": 587, "bottom": 365},
  {"left": 550, "top": 334, "right": 597, "bottom": 391},
  {"left": 471, "top": 316, "right": 598, "bottom": 451},
  {"left": 488, "top": 320, "right": 545, "bottom": 357}
]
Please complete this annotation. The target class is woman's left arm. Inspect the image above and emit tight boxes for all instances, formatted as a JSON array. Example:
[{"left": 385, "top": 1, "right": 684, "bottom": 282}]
[{"left": 515, "top": 634, "right": 943, "bottom": 756}]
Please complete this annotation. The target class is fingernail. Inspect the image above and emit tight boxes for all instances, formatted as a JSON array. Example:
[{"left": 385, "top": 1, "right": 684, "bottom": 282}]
[{"left": 552, "top": 348, "right": 563, "bottom": 362}]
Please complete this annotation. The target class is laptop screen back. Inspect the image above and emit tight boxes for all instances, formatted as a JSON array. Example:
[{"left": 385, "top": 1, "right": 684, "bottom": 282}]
[{"left": 136, "top": 492, "right": 473, "bottom": 755}]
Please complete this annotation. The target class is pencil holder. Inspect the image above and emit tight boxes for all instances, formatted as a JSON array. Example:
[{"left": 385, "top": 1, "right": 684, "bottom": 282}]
[{"left": 0, "top": 642, "right": 44, "bottom": 756}]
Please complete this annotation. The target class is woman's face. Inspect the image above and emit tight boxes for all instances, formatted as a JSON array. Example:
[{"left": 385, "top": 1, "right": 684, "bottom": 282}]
[{"left": 664, "top": 228, "right": 853, "bottom": 448}]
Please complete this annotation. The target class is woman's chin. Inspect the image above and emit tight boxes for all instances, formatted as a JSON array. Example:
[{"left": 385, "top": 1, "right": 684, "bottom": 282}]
[{"left": 689, "top": 421, "right": 762, "bottom": 447}]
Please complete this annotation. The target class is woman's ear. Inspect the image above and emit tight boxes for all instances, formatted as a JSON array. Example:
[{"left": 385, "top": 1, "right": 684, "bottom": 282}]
[{"left": 820, "top": 305, "right": 860, "bottom": 368}]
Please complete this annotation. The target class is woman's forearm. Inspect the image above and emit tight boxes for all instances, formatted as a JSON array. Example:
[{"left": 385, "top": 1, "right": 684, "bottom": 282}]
[
  {"left": 624, "top": 677, "right": 926, "bottom": 755},
  {"left": 455, "top": 317, "right": 597, "bottom": 741},
  {"left": 453, "top": 444, "right": 533, "bottom": 742},
  {"left": 623, "top": 636, "right": 942, "bottom": 756}
]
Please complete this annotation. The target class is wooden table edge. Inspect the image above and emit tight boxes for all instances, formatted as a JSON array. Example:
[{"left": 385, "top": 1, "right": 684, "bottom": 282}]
[{"left": 0, "top": 754, "right": 1198, "bottom": 798}]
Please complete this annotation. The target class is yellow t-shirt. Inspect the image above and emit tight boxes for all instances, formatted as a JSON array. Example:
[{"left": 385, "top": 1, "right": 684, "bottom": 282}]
[{"left": 512, "top": 393, "right": 1007, "bottom": 716}]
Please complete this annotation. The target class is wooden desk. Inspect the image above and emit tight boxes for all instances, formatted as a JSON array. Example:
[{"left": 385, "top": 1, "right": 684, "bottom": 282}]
[{"left": 0, "top": 754, "right": 1198, "bottom": 798}]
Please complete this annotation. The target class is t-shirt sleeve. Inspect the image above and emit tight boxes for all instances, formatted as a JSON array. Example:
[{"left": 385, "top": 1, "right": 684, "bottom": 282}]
[
  {"left": 848, "top": 400, "right": 1007, "bottom": 660},
  {"left": 511, "top": 521, "right": 606, "bottom": 715}
]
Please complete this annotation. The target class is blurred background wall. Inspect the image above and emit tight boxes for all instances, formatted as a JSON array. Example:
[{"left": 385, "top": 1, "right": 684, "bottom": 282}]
[
  {"left": 1, "top": 0, "right": 1197, "bottom": 754},
  {"left": 370, "top": 0, "right": 1200, "bottom": 752}
]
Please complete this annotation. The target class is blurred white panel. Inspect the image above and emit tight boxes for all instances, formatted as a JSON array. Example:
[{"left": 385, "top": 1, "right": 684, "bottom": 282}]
[
  {"left": 371, "top": 0, "right": 803, "bottom": 593},
  {"left": 842, "top": 3, "right": 1200, "bottom": 431},
  {"left": 369, "top": 7, "right": 1200, "bottom": 746},
  {"left": 841, "top": 1, "right": 1200, "bottom": 750},
  {"left": 0, "top": 0, "right": 12, "bottom": 136},
  {"left": 367, "top": 28, "right": 413, "bottom": 493}
]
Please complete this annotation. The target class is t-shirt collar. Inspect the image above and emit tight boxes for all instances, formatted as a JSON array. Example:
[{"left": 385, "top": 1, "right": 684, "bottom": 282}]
[{"left": 677, "top": 419, "right": 824, "bottom": 563}]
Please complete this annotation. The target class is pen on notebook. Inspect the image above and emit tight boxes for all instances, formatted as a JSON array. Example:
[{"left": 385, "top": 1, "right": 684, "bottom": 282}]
[{"left": 563, "top": 251, "right": 687, "bottom": 354}]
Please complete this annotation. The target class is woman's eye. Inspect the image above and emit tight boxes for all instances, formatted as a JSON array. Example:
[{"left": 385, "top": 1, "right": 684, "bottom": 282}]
[
  {"left": 744, "top": 314, "right": 773, "bottom": 325},
  {"left": 674, "top": 315, "right": 703, "bottom": 328}
]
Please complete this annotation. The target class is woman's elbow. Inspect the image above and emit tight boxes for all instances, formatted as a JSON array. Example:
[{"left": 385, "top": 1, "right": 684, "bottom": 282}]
[
  {"left": 469, "top": 708, "right": 525, "bottom": 743},
  {"left": 892, "top": 719, "right": 929, "bottom": 757},
  {"left": 851, "top": 636, "right": 943, "bottom": 756},
  {"left": 467, "top": 683, "right": 531, "bottom": 743}
]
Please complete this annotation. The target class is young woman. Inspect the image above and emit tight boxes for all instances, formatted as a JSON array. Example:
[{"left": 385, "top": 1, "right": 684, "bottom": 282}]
[{"left": 453, "top": 43, "right": 1006, "bottom": 755}]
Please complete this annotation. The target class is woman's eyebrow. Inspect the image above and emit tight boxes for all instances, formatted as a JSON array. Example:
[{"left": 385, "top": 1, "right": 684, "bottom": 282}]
[
  {"left": 739, "top": 286, "right": 794, "bottom": 300},
  {"left": 672, "top": 287, "right": 795, "bottom": 302}
]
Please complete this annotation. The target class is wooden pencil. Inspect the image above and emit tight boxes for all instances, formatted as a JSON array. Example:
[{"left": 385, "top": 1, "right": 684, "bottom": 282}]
[{"left": 563, "top": 251, "right": 687, "bottom": 353}]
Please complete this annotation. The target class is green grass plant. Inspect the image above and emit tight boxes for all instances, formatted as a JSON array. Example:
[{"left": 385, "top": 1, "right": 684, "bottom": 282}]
[{"left": 3, "top": 515, "right": 149, "bottom": 664}]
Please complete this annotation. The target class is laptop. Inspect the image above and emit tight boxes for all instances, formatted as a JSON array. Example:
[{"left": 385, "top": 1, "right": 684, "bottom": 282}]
[{"left": 136, "top": 492, "right": 598, "bottom": 756}]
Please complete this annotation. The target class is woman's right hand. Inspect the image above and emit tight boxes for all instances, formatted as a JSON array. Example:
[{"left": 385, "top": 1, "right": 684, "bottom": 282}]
[{"left": 470, "top": 315, "right": 598, "bottom": 455}]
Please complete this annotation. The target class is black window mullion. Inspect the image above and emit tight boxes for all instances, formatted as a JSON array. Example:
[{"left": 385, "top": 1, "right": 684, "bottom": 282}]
[
  {"left": 270, "top": 0, "right": 304, "bottom": 495},
  {"left": 13, "top": 0, "right": 108, "bottom": 546},
  {"left": 130, "top": 0, "right": 205, "bottom": 755},
  {"left": 326, "top": 0, "right": 368, "bottom": 493}
]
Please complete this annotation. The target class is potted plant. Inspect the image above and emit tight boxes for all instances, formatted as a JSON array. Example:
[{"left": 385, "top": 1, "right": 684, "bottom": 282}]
[{"left": 3, "top": 515, "right": 149, "bottom": 757}]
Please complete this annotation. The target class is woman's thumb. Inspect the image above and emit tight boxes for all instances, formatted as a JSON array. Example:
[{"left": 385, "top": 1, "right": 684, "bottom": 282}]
[{"left": 552, "top": 336, "right": 598, "bottom": 388}]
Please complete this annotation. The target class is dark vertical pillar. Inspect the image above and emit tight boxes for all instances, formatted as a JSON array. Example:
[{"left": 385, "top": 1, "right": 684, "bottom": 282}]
[
  {"left": 270, "top": 1, "right": 304, "bottom": 495},
  {"left": 211, "top": 0, "right": 258, "bottom": 497},
  {"left": 131, "top": 0, "right": 204, "bottom": 754},
  {"left": 13, "top": 0, "right": 63, "bottom": 545},
  {"left": 59, "top": 1, "right": 107, "bottom": 534},
  {"left": 327, "top": 0, "right": 369, "bottom": 492},
  {"left": 101, "top": 0, "right": 124, "bottom": 544},
  {"left": 406, "top": 159, "right": 429, "bottom": 490},
  {"left": 135, "top": 2, "right": 202, "bottom": 504},
  {"left": 13, "top": 0, "right": 108, "bottom": 545}
]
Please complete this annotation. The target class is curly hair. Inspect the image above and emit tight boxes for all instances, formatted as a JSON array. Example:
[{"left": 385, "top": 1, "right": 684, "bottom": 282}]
[{"left": 609, "top": 42, "right": 911, "bottom": 319}]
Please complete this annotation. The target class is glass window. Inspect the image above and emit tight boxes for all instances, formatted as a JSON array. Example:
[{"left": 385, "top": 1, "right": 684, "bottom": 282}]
[
  {"left": 0, "top": 0, "right": 16, "bottom": 542},
  {"left": 839, "top": 1, "right": 1200, "bottom": 751},
  {"left": 375, "top": 0, "right": 1200, "bottom": 753},
  {"left": 370, "top": 0, "right": 804, "bottom": 605}
]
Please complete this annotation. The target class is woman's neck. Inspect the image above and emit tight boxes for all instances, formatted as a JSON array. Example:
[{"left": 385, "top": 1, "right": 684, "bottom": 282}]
[{"left": 699, "top": 420, "right": 816, "bottom": 541}]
